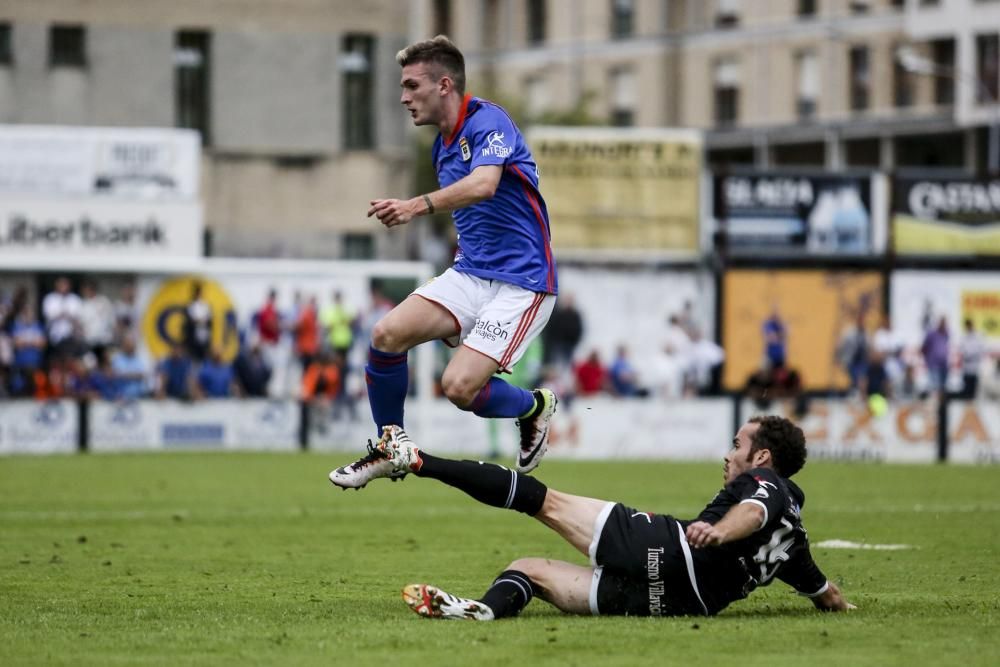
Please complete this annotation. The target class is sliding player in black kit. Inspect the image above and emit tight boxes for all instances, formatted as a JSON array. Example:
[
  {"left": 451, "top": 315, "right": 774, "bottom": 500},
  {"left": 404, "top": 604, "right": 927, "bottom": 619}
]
[{"left": 342, "top": 415, "right": 855, "bottom": 619}]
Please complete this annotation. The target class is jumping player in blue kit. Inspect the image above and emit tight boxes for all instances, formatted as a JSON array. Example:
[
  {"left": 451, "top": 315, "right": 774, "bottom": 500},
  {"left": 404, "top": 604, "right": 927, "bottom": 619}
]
[{"left": 330, "top": 36, "right": 558, "bottom": 489}]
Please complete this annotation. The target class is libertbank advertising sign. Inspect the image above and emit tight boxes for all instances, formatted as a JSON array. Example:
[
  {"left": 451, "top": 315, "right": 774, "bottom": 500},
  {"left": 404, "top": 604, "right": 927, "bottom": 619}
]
[
  {"left": 892, "top": 176, "right": 1000, "bottom": 256},
  {"left": 0, "top": 125, "right": 202, "bottom": 264}
]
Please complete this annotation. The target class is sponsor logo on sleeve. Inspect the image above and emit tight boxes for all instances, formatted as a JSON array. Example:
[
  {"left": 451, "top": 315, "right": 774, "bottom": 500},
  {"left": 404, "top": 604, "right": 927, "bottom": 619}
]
[{"left": 481, "top": 131, "right": 513, "bottom": 159}]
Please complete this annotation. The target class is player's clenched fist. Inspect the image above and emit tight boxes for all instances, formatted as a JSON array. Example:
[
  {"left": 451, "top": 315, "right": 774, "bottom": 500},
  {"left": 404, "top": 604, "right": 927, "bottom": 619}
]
[{"left": 685, "top": 520, "right": 724, "bottom": 548}]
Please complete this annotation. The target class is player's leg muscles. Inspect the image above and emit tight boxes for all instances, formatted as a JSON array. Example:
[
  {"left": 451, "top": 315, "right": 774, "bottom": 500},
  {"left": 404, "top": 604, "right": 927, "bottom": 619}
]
[
  {"left": 442, "top": 345, "right": 534, "bottom": 417},
  {"left": 371, "top": 295, "right": 459, "bottom": 352},
  {"left": 366, "top": 295, "right": 459, "bottom": 432},
  {"left": 533, "top": 489, "right": 610, "bottom": 557},
  {"left": 499, "top": 558, "right": 594, "bottom": 615}
]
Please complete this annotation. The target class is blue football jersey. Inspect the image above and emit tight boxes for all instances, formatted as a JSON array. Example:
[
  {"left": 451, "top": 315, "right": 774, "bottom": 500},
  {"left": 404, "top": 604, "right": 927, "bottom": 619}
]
[{"left": 431, "top": 95, "right": 558, "bottom": 294}]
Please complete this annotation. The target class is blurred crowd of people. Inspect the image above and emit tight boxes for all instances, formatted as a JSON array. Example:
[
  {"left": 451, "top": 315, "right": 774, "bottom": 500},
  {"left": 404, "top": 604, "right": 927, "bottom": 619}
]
[{"left": 0, "top": 277, "right": 397, "bottom": 419}]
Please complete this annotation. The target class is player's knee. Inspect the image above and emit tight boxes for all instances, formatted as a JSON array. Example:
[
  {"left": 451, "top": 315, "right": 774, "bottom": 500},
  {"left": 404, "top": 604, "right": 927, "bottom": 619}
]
[
  {"left": 507, "top": 558, "right": 547, "bottom": 583},
  {"left": 440, "top": 371, "right": 481, "bottom": 408},
  {"left": 371, "top": 319, "right": 405, "bottom": 353}
]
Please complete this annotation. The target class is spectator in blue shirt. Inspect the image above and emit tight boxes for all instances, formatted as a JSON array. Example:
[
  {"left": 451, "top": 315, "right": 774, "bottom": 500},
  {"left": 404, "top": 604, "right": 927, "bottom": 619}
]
[
  {"left": 112, "top": 335, "right": 148, "bottom": 400},
  {"left": 156, "top": 343, "right": 195, "bottom": 400},
  {"left": 233, "top": 341, "right": 272, "bottom": 397},
  {"left": 608, "top": 344, "right": 645, "bottom": 398},
  {"left": 10, "top": 306, "right": 46, "bottom": 397},
  {"left": 198, "top": 347, "right": 239, "bottom": 398}
]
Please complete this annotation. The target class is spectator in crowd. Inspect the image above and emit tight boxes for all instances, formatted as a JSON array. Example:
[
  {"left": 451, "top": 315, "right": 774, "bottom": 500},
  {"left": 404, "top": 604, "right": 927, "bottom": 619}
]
[
  {"left": 197, "top": 347, "right": 239, "bottom": 398},
  {"left": 256, "top": 288, "right": 282, "bottom": 354},
  {"left": 542, "top": 293, "right": 583, "bottom": 369},
  {"left": 958, "top": 318, "right": 985, "bottom": 399},
  {"left": 762, "top": 306, "right": 787, "bottom": 369},
  {"left": 302, "top": 350, "right": 342, "bottom": 402},
  {"left": 859, "top": 349, "right": 890, "bottom": 407},
  {"left": 112, "top": 335, "right": 148, "bottom": 400},
  {"left": 10, "top": 305, "right": 46, "bottom": 397},
  {"left": 835, "top": 313, "right": 868, "bottom": 392},
  {"left": 234, "top": 341, "right": 273, "bottom": 398},
  {"left": 921, "top": 316, "right": 950, "bottom": 395},
  {"left": 981, "top": 355, "right": 1000, "bottom": 401},
  {"left": 79, "top": 281, "right": 115, "bottom": 357},
  {"left": 320, "top": 290, "right": 356, "bottom": 357},
  {"left": 330, "top": 349, "right": 360, "bottom": 422},
  {"left": 184, "top": 282, "right": 212, "bottom": 363},
  {"left": 687, "top": 327, "right": 725, "bottom": 396},
  {"left": 79, "top": 350, "right": 119, "bottom": 401},
  {"left": 156, "top": 342, "right": 196, "bottom": 400},
  {"left": 871, "top": 314, "right": 904, "bottom": 393},
  {"left": 744, "top": 362, "right": 805, "bottom": 417},
  {"left": 607, "top": 344, "right": 644, "bottom": 397},
  {"left": 42, "top": 277, "right": 82, "bottom": 359},
  {"left": 574, "top": 349, "right": 606, "bottom": 396},
  {"left": 113, "top": 282, "right": 139, "bottom": 345},
  {"left": 294, "top": 295, "right": 320, "bottom": 369}
]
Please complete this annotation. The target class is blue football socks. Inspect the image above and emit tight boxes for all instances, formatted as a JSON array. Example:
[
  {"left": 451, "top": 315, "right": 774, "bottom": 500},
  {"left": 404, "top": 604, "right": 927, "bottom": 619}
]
[
  {"left": 467, "top": 376, "right": 535, "bottom": 418},
  {"left": 365, "top": 346, "right": 408, "bottom": 435}
]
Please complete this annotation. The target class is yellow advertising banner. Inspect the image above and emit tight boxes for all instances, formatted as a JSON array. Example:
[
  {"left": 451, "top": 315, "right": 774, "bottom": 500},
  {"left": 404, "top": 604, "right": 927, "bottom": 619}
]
[
  {"left": 530, "top": 127, "right": 702, "bottom": 259},
  {"left": 723, "top": 270, "right": 884, "bottom": 391},
  {"left": 961, "top": 291, "right": 1000, "bottom": 340}
]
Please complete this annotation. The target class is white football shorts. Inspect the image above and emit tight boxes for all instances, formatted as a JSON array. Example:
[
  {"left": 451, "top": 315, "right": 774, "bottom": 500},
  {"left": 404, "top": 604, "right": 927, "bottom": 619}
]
[{"left": 413, "top": 268, "right": 556, "bottom": 373}]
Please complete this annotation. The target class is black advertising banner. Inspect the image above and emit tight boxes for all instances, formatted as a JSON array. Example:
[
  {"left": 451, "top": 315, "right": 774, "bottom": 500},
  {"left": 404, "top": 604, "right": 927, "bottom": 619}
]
[
  {"left": 713, "top": 172, "right": 873, "bottom": 255},
  {"left": 892, "top": 176, "right": 1000, "bottom": 256}
]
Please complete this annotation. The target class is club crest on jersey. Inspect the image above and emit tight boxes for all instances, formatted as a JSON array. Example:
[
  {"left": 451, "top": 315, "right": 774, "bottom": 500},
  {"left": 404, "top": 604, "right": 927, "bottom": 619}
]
[
  {"left": 459, "top": 137, "right": 471, "bottom": 161},
  {"left": 482, "top": 131, "right": 513, "bottom": 159}
]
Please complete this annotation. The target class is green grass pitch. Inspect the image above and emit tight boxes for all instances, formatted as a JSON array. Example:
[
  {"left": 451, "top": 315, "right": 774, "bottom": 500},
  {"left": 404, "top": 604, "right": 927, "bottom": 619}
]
[{"left": 1, "top": 451, "right": 998, "bottom": 666}]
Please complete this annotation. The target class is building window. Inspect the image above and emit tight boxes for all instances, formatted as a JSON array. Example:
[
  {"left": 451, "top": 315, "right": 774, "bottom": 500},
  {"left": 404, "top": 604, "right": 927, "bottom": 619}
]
[
  {"left": 342, "top": 34, "right": 375, "bottom": 150},
  {"left": 174, "top": 31, "right": 211, "bottom": 146},
  {"left": 482, "top": 0, "right": 501, "bottom": 50},
  {"left": 714, "top": 58, "right": 740, "bottom": 126},
  {"left": 849, "top": 0, "right": 871, "bottom": 14},
  {"left": 849, "top": 45, "right": 870, "bottom": 111},
  {"left": 893, "top": 44, "right": 915, "bottom": 108},
  {"left": 527, "top": 0, "right": 547, "bottom": 45},
  {"left": 0, "top": 23, "right": 12, "bottom": 65},
  {"left": 932, "top": 39, "right": 955, "bottom": 104},
  {"left": 343, "top": 233, "right": 375, "bottom": 260},
  {"left": 610, "top": 67, "right": 636, "bottom": 126},
  {"left": 525, "top": 74, "right": 549, "bottom": 118},
  {"left": 611, "top": 0, "right": 634, "bottom": 39},
  {"left": 977, "top": 33, "right": 999, "bottom": 103},
  {"left": 795, "top": 50, "right": 819, "bottom": 120},
  {"left": 715, "top": 0, "right": 740, "bottom": 28},
  {"left": 433, "top": 0, "right": 452, "bottom": 36},
  {"left": 798, "top": 0, "right": 817, "bottom": 17},
  {"left": 49, "top": 24, "right": 86, "bottom": 67}
]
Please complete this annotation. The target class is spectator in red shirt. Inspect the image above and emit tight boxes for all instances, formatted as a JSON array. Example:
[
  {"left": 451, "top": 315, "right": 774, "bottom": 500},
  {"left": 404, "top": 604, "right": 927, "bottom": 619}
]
[
  {"left": 574, "top": 349, "right": 606, "bottom": 396},
  {"left": 257, "top": 289, "right": 281, "bottom": 347}
]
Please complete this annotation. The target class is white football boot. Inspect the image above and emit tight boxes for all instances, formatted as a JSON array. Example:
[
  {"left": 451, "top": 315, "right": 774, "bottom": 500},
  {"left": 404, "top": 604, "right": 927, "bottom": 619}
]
[
  {"left": 516, "top": 388, "right": 557, "bottom": 474},
  {"left": 402, "top": 584, "right": 495, "bottom": 621},
  {"left": 328, "top": 425, "right": 421, "bottom": 490}
]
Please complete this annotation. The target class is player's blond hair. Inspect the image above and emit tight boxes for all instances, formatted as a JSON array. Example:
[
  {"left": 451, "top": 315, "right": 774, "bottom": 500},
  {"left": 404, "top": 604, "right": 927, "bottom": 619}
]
[{"left": 395, "top": 35, "right": 466, "bottom": 95}]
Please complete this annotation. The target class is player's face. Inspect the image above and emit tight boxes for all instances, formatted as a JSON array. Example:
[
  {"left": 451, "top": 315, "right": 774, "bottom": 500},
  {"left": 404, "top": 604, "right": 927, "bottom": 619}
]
[
  {"left": 723, "top": 422, "right": 760, "bottom": 484},
  {"left": 400, "top": 63, "right": 442, "bottom": 127}
]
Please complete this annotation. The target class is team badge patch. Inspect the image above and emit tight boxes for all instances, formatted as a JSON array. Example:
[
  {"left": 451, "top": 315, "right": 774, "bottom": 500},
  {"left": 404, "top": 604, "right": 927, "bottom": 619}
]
[{"left": 459, "top": 137, "right": 471, "bottom": 161}]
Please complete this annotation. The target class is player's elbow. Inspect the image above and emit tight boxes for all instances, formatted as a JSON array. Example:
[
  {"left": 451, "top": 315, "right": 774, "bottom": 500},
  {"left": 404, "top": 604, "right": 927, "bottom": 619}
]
[{"left": 473, "top": 176, "right": 498, "bottom": 200}]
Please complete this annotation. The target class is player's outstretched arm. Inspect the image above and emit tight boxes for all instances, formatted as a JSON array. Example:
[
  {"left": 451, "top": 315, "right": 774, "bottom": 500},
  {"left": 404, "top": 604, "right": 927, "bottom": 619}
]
[
  {"left": 812, "top": 581, "right": 857, "bottom": 612},
  {"left": 685, "top": 502, "right": 765, "bottom": 548},
  {"left": 368, "top": 165, "right": 503, "bottom": 228}
]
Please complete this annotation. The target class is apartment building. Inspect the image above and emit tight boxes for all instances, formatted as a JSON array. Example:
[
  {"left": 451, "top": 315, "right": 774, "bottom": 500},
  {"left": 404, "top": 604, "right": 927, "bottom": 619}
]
[
  {"left": 415, "top": 0, "right": 1000, "bottom": 174},
  {"left": 0, "top": 0, "right": 415, "bottom": 259}
]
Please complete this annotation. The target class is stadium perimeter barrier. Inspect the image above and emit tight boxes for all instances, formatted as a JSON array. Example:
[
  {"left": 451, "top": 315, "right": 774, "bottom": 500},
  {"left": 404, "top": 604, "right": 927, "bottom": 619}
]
[{"left": 0, "top": 396, "right": 996, "bottom": 464}]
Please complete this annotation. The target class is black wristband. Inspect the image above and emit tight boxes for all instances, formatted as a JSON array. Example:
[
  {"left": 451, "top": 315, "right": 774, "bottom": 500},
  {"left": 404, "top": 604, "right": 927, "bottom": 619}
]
[{"left": 422, "top": 194, "right": 435, "bottom": 214}]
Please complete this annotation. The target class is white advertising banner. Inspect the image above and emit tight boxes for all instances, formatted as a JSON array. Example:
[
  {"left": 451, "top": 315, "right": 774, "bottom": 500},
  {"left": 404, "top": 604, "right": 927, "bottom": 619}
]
[
  {"left": 0, "top": 125, "right": 201, "bottom": 200},
  {"left": 89, "top": 399, "right": 299, "bottom": 452},
  {"left": 742, "top": 399, "right": 938, "bottom": 463},
  {"left": 947, "top": 401, "right": 1000, "bottom": 464},
  {"left": 891, "top": 270, "right": 1000, "bottom": 353},
  {"left": 0, "top": 400, "right": 78, "bottom": 455},
  {"left": 0, "top": 198, "right": 203, "bottom": 264},
  {"left": 309, "top": 397, "right": 734, "bottom": 461}
]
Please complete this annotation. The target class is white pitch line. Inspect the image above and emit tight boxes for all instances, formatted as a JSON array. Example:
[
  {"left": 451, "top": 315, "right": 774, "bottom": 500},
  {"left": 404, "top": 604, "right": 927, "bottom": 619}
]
[{"left": 816, "top": 539, "right": 915, "bottom": 551}]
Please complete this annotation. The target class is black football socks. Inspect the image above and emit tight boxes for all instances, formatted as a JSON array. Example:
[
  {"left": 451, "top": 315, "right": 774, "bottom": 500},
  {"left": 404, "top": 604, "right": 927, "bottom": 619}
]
[
  {"left": 414, "top": 453, "right": 547, "bottom": 515},
  {"left": 479, "top": 570, "right": 538, "bottom": 618}
]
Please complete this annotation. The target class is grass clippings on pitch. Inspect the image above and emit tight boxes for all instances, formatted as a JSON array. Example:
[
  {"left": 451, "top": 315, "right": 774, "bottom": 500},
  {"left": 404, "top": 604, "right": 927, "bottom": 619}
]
[{"left": 1, "top": 452, "right": 998, "bottom": 666}]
